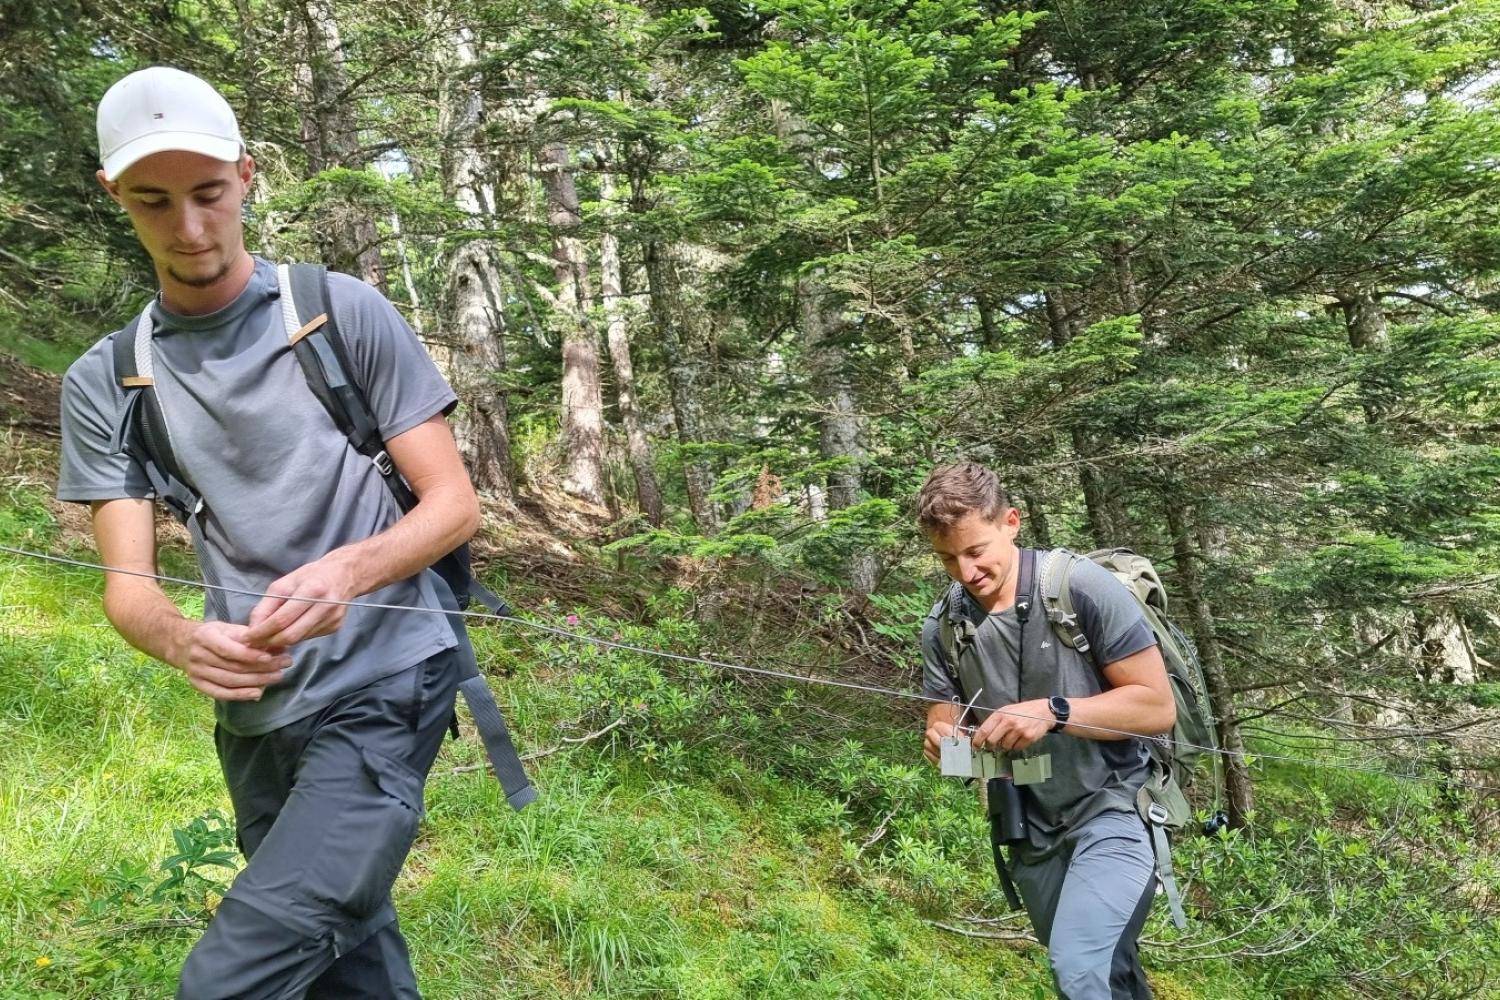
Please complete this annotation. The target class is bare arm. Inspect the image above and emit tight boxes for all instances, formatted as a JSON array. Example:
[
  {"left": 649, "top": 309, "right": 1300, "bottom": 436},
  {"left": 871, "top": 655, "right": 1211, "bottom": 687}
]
[
  {"left": 972, "top": 645, "right": 1176, "bottom": 753},
  {"left": 91, "top": 498, "right": 288, "bottom": 701},
  {"left": 244, "top": 414, "right": 481, "bottom": 648}
]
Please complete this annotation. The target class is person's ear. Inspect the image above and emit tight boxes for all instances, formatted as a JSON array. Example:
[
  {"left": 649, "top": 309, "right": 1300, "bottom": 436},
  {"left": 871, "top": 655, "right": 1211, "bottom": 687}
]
[{"left": 96, "top": 169, "right": 124, "bottom": 209}]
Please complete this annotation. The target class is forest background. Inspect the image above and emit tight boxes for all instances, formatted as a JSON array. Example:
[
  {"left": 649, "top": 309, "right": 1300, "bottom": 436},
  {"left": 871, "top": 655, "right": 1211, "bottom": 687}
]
[{"left": 2, "top": 0, "right": 1499, "bottom": 997}]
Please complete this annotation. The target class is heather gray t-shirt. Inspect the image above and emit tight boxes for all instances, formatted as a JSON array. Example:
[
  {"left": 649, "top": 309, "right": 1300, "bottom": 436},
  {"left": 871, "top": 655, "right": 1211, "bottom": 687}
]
[{"left": 58, "top": 257, "right": 459, "bottom": 736}]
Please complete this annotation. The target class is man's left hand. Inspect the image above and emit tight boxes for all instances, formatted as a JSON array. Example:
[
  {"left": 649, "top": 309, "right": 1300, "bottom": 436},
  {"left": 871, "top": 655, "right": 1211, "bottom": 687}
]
[
  {"left": 245, "top": 555, "right": 359, "bottom": 649},
  {"left": 970, "top": 698, "right": 1054, "bottom": 753}
]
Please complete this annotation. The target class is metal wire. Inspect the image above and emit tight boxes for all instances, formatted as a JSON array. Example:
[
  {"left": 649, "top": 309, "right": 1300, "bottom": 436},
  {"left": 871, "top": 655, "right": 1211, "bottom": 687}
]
[{"left": 4, "top": 543, "right": 1498, "bottom": 795}]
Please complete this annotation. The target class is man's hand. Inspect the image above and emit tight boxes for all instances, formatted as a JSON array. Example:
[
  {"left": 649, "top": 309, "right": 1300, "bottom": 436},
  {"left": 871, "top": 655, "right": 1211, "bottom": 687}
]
[
  {"left": 971, "top": 699, "right": 1053, "bottom": 753},
  {"left": 244, "top": 554, "right": 359, "bottom": 649},
  {"left": 174, "top": 620, "right": 290, "bottom": 701},
  {"left": 924, "top": 718, "right": 960, "bottom": 765}
]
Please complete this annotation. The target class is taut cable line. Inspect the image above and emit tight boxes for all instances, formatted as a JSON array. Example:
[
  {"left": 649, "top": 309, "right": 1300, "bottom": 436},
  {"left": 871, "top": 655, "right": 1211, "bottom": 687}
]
[{"left": 3, "top": 544, "right": 1498, "bottom": 795}]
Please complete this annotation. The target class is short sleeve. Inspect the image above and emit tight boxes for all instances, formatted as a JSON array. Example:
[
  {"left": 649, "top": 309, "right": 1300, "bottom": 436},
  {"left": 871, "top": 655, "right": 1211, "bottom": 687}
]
[
  {"left": 56, "top": 339, "right": 154, "bottom": 503},
  {"left": 327, "top": 272, "right": 458, "bottom": 439},
  {"left": 1069, "top": 558, "right": 1157, "bottom": 667},
  {"left": 921, "top": 612, "right": 961, "bottom": 701}
]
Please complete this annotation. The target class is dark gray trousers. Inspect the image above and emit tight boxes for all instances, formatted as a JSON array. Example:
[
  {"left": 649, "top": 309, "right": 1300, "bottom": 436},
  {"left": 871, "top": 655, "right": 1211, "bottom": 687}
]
[
  {"left": 177, "top": 648, "right": 460, "bottom": 1000},
  {"left": 1010, "top": 809, "right": 1157, "bottom": 1000}
]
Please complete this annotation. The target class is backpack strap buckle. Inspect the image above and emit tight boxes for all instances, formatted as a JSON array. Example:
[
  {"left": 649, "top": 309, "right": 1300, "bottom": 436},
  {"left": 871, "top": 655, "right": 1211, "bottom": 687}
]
[{"left": 372, "top": 449, "right": 394, "bottom": 477}]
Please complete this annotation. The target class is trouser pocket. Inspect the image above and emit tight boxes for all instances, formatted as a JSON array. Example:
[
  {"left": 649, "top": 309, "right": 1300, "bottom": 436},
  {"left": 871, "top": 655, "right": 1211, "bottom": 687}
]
[{"left": 317, "top": 745, "right": 424, "bottom": 920}]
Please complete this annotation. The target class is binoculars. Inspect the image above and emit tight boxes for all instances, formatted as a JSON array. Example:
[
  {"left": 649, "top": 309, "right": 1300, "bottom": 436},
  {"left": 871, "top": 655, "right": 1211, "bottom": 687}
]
[{"left": 987, "top": 775, "right": 1028, "bottom": 845}]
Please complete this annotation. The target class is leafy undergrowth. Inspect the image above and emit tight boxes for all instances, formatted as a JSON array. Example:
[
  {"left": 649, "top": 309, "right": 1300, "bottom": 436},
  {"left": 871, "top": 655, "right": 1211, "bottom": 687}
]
[{"left": 2, "top": 464, "right": 1494, "bottom": 998}]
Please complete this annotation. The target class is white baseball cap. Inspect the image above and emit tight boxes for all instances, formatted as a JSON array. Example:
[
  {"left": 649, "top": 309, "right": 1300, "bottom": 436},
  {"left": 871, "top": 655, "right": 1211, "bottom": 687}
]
[{"left": 97, "top": 67, "right": 244, "bottom": 181}]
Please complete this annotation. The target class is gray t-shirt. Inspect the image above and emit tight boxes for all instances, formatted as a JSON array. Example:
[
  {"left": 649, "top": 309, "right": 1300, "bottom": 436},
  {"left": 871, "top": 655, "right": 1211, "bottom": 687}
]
[
  {"left": 58, "top": 257, "right": 460, "bottom": 736},
  {"left": 921, "top": 556, "right": 1157, "bottom": 705}
]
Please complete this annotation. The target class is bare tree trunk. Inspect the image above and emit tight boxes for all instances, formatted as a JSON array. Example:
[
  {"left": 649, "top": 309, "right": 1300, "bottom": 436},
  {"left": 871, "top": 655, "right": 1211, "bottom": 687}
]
[
  {"left": 390, "top": 209, "right": 424, "bottom": 335},
  {"left": 642, "top": 239, "right": 719, "bottom": 532},
  {"left": 537, "top": 142, "right": 607, "bottom": 506},
  {"left": 289, "top": 0, "right": 385, "bottom": 289},
  {"left": 437, "top": 24, "right": 513, "bottom": 497},
  {"left": 598, "top": 173, "right": 664, "bottom": 525},
  {"left": 1167, "top": 499, "right": 1254, "bottom": 828},
  {"left": 800, "top": 276, "right": 878, "bottom": 595},
  {"left": 1022, "top": 491, "right": 1053, "bottom": 549}
]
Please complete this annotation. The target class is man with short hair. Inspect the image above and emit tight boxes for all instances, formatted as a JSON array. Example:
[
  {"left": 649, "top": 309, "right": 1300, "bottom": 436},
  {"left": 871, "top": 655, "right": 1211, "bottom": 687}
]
[
  {"left": 58, "top": 66, "right": 487, "bottom": 997},
  {"left": 916, "top": 462, "right": 1176, "bottom": 999}
]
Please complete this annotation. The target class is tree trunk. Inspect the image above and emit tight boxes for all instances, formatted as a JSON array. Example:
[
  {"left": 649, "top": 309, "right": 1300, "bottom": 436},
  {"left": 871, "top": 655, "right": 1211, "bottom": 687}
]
[
  {"left": 538, "top": 142, "right": 607, "bottom": 506},
  {"left": 390, "top": 209, "right": 424, "bottom": 335},
  {"left": 1022, "top": 491, "right": 1053, "bottom": 549},
  {"left": 435, "top": 24, "right": 514, "bottom": 498},
  {"left": 600, "top": 170, "right": 663, "bottom": 525},
  {"left": 1338, "top": 289, "right": 1390, "bottom": 424},
  {"left": 643, "top": 238, "right": 719, "bottom": 532},
  {"left": 1166, "top": 498, "right": 1254, "bottom": 828},
  {"left": 1047, "top": 290, "right": 1122, "bottom": 545},
  {"left": 800, "top": 275, "right": 878, "bottom": 595},
  {"left": 289, "top": 0, "right": 385, "bottom": 289},
  {"left": 976, "top": 289, "right": 1000, "bottom": 351}
]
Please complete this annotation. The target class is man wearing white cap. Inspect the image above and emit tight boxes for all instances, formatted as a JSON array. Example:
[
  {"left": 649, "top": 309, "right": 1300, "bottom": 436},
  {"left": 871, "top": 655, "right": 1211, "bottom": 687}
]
[{"left": 58, "top": 66, "right": 491, "bottom": 998}]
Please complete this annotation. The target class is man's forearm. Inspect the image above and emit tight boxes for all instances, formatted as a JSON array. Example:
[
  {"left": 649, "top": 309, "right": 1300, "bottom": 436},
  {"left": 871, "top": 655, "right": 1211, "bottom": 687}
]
[
  {"left": 103, "top": 577, "right": 194, "bottom": 670},
  {"left": 1062, "top": 685, "right": 1175, "bottom": 741},
  {"left": 326, "top": 482, "right": 480, "bottom": 597}
]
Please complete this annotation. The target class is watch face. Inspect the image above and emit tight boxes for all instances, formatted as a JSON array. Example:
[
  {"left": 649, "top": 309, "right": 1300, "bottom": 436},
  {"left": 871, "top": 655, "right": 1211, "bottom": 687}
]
[{"left": 1049, "top": 696, "right": 1070, "bottom": 718}]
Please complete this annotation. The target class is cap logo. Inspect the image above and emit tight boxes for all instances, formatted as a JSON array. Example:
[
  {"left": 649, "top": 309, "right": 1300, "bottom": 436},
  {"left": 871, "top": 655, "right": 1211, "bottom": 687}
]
[{"left": 153, "top": 113, "right": 165, "bottom": 119}]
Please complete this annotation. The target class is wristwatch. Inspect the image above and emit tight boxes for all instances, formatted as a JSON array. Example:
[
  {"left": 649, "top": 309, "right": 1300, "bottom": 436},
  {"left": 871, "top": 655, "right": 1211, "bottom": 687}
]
[{"left": 1047, "top": 696, "right": 1071, "bottom": 733}]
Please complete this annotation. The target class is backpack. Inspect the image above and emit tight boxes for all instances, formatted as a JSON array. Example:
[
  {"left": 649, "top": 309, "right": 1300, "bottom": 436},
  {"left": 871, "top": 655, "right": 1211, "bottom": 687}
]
[
  {"left": 1043, "top": 548, "right": 1225, "bottom": 832},
  {"left": 936, "top": 546, "right": 1225, "bottom": 927},
  {"left": 111, "top": 262, "right": 536, "bottom": 811}
]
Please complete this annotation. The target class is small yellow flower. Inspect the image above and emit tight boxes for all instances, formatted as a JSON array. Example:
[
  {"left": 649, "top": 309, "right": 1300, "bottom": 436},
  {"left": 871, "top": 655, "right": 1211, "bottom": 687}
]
[{"left": 34, "top": 957, "right": 51, "bottom": 968}]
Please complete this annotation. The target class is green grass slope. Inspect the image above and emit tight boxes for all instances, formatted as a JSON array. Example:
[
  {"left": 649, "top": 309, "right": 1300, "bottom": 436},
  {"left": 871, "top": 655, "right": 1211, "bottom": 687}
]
[{"left": 2, "top": 432, "right": 1493, "bottom": 999}]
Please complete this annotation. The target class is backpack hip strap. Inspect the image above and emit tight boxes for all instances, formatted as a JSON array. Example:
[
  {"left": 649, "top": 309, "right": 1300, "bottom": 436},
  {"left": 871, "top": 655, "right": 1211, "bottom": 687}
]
[
  {"left": 1142, "top": 796, "right": 1188, "bottom": 929},
  {"left": 435, "top": 575, "right": 536, "bottom": 811}
]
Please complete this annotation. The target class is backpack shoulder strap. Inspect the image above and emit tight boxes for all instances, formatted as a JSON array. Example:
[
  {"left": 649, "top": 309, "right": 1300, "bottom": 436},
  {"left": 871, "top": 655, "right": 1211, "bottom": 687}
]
[
  {"left": 1039, "top": 548, "right": 1092, "bottom": 656},
  {"left": 278, "top": 265, "right": 532, "bottom": 805},
  {"left": 935, "top": 582, "right": 971, "bottom": 700},
  {"left": 111, "top": 304, "right": 203, "bottom": 523},
  {"left": 278, "top": 263, "right": 417, "bottom": 507}
]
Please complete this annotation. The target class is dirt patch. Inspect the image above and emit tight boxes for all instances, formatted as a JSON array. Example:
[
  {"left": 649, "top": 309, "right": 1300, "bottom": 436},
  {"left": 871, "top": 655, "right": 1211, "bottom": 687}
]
[{"left": 0, "top": 353, "right": 62, "bottom": 438}]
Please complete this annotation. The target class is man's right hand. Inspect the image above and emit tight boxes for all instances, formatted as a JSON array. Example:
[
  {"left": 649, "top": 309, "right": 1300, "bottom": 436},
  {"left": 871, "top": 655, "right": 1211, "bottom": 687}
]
[
  {"left": 171, "top": 620, "right": 290, "bottom": 702},
  {"left": 924, "top": 719, "right": 959, "bottom": 766}
]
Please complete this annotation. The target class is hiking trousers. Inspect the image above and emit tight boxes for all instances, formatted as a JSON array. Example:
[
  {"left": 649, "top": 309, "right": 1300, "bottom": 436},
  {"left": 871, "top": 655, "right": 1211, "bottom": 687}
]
[
  {"left": 177, "top": 647, "right": 460, "bottom": 1000},
  {"left": 1010, "top": 809, "right": 1157, "bottom": 1000}
]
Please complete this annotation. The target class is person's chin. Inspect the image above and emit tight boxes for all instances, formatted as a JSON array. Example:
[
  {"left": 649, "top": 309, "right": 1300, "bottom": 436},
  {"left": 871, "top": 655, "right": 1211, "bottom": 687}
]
[{"left": 166, "top": 256, "right": 231, "bottom": 289}]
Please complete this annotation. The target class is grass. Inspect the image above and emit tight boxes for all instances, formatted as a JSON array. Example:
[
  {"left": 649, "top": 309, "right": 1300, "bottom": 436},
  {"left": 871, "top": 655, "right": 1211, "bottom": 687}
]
[{"left": 3, "top": 465, "right": 1491, "bottom": 998}]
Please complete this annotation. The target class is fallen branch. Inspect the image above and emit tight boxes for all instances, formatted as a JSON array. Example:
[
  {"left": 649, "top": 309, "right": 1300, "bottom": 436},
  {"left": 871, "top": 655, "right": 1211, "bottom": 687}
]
[
  {"left": 926, "top": 919, "right": 1038, "bottom": 944},
  {"left": 446, "top": 716, "right": 627, "bottom": 775},
  {"left": 89, "top": 916, "right": 205, "bottom": 936},
  {"left": 853, "top": 802, "right": 900, "bottom": 860}
]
